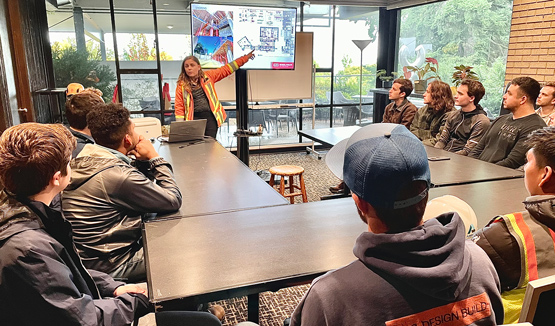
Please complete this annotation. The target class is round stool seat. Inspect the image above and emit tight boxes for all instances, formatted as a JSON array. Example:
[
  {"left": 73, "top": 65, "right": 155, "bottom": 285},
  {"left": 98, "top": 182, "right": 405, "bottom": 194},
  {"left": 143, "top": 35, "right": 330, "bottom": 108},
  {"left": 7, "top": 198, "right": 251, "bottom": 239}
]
[
  {"left": 269, "top": 165, "right": 304, "bottom": 176},
  {"left": 269, "top": 165, "right": 308, "bottom": 204}
]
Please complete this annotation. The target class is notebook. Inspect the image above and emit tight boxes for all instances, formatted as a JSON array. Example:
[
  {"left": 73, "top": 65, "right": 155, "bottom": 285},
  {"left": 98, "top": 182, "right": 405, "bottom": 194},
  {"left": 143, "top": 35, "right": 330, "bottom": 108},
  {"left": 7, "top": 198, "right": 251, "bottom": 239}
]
[{"left": 168, "top": 119, "right": 207, "bottom": 143}]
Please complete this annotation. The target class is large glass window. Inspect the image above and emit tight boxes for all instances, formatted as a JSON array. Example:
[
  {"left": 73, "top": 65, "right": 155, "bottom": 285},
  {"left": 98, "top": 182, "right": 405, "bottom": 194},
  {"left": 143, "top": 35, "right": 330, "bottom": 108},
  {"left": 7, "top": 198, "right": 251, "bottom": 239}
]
[
  {"left": 398, "top": 0, "right": 513, "bottom": 116},
  {"left": 47, "top": 0, "right": 116, "bottom": 104}
]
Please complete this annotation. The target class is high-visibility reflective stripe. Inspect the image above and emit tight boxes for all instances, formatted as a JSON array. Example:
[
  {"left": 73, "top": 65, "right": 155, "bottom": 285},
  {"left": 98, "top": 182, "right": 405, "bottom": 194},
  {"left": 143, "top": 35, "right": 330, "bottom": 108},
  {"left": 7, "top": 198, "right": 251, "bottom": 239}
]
[{"left": 506, "top": 212, "right": 538, "bottom": 283}]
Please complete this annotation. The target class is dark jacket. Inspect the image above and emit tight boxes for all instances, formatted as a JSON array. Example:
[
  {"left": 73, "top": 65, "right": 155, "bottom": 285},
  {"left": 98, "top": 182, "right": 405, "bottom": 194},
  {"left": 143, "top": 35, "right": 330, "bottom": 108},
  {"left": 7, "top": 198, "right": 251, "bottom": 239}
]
[
  {"left": 472, "top": 195, "right": 555, "bottom": 323},
  {"left": 382, "top": 99, "right": 418, "bottom": 128},
  {"left": 62, "top": 144, "right": 182, "bottom": 275},
  {"left": 291, "top": 213, "right": 504, "bottom": 326},
  {"left": 0, "top": 190, "right": 151, "bottom": 326},
  {"left": 69, "top": 127, "right": 94, "bottom": 158},
  {"left": 435, "top": 105, "right": 491, "bottom": 155},
  {"left": 410, "top": 105, "right": 451, "bottom": 146}
]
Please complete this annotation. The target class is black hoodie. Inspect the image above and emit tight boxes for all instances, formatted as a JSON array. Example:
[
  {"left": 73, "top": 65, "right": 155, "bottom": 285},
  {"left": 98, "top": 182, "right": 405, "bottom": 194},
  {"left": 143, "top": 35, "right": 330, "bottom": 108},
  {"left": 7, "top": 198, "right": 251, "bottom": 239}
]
[{"left": 435, "top": 105, "right": 491, "bottom": 155}]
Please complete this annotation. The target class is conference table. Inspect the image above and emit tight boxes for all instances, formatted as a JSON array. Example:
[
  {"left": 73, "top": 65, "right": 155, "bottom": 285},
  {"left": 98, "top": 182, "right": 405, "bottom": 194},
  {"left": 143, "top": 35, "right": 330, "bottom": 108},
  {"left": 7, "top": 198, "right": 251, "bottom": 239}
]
[
  {"left": 143, "top": 178, "right": 529, "bottom": 323},
  {"left": 298, "top": 126, "right": 523, "bottom": 187},
  {"left": 153, "top": 139, "right": 288, "bottom": 218}
]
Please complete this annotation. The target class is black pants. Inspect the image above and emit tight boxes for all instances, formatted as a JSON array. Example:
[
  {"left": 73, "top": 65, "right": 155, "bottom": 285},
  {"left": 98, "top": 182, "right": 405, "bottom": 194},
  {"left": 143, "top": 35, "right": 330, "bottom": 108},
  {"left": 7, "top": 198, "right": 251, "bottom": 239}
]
[{"left": 194, "top": 111, "right": 218, "bottom": 139}]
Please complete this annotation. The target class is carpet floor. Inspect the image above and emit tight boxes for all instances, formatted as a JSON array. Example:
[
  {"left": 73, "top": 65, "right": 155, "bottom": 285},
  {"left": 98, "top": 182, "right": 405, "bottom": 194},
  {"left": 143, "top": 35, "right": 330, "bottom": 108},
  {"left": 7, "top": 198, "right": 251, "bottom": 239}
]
[{"left": 210, "top": 151, "right": 343, "bottom": 326}]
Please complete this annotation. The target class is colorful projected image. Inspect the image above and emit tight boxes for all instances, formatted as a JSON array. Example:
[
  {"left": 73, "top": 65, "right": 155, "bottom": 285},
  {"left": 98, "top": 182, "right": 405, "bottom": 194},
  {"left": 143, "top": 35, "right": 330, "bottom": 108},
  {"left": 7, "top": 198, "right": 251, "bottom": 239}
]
[
  {"left": 191, "top": 4, "right": 297, "bottom": 70},
  {"left": 193, "top": 36, "right": 234, "bottom": 67}
]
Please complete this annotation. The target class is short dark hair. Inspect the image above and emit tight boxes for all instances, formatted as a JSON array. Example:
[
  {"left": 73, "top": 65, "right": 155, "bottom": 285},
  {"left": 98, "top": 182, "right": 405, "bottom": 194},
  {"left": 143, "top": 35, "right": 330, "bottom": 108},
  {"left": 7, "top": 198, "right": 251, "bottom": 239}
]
[
  {"left": 525, "top": 126, "right": 555, "bottom": 169},
  {"left": 460, "top": 79, "right": 486, "bottom": 105},
  {"left": 0, "top": 123, "right": 75, "bottom": 197},
  {"left": 87, "top": 103, "right": 131, "bottom": 149},
  {"left": 394, "top": 78, "right": 413, "bottom": 97},
  {"left": 373, "top": 180, "right": 428, "bottom": 232},
  {"left": 511, "top": 76, "right": 541, "bottom": 104},
  {"left": 65, "top": 91, "right": 105, "bottom": 130}
]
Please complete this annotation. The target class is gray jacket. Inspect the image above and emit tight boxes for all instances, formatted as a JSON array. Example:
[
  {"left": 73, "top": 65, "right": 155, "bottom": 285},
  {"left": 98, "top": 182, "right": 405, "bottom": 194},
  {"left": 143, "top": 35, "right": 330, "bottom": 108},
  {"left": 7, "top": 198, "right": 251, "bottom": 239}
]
[{"left": 62, "top": 144, "right": 182, "bottom": 274}]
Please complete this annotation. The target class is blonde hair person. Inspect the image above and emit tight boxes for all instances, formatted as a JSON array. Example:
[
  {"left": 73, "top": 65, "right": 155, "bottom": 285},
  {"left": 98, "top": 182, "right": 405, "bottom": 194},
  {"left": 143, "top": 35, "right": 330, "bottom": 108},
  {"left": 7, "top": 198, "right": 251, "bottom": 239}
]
[{"left": 174, "top": 51, "right": 255, "bottom": 138}]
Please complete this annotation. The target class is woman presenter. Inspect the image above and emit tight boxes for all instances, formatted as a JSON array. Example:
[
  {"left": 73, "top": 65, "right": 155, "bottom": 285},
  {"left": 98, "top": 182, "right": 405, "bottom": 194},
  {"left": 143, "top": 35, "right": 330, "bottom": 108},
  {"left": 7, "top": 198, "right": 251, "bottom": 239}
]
[{"left": 175, "top": 51, "right": 255, "bottom": 138}]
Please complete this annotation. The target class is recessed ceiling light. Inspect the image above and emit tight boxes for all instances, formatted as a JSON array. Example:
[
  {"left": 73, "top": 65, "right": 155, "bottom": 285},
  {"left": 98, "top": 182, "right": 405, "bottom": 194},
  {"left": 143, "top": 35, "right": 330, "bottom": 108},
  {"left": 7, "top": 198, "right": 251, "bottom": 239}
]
[
  {"left": 163, "top": 3, "right": 170, "bottom": 5},
  {"left": 167, "top": 25, "right": 174, "bottom": 29}
]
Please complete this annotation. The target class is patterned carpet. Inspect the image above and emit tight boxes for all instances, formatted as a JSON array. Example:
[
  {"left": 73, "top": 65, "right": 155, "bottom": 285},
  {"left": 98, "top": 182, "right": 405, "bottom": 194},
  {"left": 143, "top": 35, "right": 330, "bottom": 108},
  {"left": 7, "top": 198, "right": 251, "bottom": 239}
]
[{"left": 209, "top": 151, "right": 343, "bottom": 326}]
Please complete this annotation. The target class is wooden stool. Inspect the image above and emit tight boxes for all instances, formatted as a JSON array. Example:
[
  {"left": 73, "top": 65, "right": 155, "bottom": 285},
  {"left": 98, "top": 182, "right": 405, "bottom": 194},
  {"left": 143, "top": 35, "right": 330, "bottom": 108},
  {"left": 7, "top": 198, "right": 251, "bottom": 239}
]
[{"left": 269, "top": 165, "right": 308, "bottom": 204}]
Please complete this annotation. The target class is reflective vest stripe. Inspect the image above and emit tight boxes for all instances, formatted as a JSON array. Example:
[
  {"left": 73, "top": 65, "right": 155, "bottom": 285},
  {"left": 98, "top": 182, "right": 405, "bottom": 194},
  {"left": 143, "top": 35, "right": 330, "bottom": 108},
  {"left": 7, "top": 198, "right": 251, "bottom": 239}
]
[{"left": 506, "top": 212, "right": 538, "bottom": 283}]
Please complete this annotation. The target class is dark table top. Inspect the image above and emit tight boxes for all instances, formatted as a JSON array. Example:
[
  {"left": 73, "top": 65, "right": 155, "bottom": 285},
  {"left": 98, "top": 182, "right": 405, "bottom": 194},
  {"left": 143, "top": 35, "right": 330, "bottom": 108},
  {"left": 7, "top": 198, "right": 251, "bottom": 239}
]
[
  {"left": 154, "top": 139, "right": 288, "bottom": 218},
  {"left": 429, "top": 178, "right": 528, "bottom": 228},
  {"left": 299, "top": 127, "right": 523, "bottom": 187},
  {"left": 424, "top": 145, "right": 523, "bottom": 187},
  {"left": 143, "top": 177, "right": 529, "bottom": 306}
]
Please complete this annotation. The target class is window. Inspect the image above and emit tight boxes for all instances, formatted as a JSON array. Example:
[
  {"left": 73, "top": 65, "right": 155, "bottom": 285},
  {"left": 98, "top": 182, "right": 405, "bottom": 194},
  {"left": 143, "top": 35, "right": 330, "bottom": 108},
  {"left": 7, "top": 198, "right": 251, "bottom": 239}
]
[{"left": 398, "top": 0, "right": 514, "bottom": 116}]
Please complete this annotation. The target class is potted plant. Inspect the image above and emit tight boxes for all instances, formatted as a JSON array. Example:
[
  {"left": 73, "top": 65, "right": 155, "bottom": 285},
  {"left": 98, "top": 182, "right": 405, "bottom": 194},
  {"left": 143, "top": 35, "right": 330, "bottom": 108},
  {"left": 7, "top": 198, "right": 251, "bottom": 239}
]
[
  {"left": 376, "top": 69, "right": 398, "bottom": 88},
  {"left": 452, "top": 65, "right": 479, "bottom": 86},
  {"left": 405, "top": 57, "right": 440, "bottom": 93}
]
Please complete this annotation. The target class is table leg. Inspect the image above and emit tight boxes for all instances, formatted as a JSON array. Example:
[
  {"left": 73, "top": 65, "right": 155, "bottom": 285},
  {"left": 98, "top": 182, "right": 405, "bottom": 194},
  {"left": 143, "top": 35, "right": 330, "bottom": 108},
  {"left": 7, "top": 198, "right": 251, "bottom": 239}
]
[{"left": 248, "top": 293, "right": 259, "bottom": 323}]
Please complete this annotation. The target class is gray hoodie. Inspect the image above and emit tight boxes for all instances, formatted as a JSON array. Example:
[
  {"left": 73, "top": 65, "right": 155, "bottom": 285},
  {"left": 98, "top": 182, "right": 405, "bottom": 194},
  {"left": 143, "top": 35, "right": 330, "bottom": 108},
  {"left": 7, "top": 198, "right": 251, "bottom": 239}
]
[{"left": 291, "top": 213, "right": 504, "bottom": 326}]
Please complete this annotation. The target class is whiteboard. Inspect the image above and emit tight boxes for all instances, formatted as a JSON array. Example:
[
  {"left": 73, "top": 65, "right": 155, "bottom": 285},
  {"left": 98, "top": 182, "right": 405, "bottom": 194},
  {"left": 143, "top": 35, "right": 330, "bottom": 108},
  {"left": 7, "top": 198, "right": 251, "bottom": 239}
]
[{"left": 214, "top": 32, "right": 314, "bottom": 102}]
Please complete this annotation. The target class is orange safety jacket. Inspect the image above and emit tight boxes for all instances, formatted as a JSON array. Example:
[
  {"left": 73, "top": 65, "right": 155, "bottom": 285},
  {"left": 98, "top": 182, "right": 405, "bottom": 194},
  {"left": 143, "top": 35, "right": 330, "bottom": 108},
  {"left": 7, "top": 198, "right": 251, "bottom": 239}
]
[{"left": 174, "top": 54, "right": 250, "bottom": 126}]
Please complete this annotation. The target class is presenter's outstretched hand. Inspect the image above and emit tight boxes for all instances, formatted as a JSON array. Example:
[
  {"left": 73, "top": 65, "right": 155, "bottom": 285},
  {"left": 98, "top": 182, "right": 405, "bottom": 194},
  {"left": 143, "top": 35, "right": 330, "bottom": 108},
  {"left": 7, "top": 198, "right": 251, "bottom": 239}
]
[
  {"left": 129, "top": 135, "right": 159, "bottom": 161},
  {"left": 247, "top": 50, "right": 255, "bottom": 60}
]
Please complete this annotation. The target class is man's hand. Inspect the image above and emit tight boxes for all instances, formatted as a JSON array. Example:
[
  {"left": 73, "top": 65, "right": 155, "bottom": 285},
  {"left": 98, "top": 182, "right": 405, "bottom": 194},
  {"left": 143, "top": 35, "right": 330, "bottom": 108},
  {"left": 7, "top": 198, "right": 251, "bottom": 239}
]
[
  {"left": 114, "top": 284, "right": 148, "bottom": 297},
  {"left": 129, "top": 135, "right": 159, "bottom": 161},
  {"left": 247, "top": 50, "right": 255, "bottom": 60}
]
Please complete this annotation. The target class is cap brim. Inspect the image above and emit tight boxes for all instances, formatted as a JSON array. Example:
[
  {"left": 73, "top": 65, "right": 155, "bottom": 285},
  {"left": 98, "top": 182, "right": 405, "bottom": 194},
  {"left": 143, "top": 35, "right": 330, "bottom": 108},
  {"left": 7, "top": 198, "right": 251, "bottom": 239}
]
[
  {"left": 325, "top": 138, "right": 349, "bottom": 179},
  {"left": 325, "top": 123, "right": 406, "bottom": 180}
]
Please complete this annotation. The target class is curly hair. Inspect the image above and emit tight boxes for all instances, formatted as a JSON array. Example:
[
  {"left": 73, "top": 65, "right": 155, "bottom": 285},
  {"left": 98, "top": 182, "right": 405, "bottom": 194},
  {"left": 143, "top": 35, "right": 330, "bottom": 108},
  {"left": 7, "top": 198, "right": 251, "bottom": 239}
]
[
  {"left": 87, "top": 103, "right": 131, "bottom": 149},
  {"left": 525, "top": 126, "right": 555, "bottom": 169},
  {"left": 177, "top": 55, "right": 205, "bottom": 92},
  {"left": 65, "top": 90, "right": 105, "bottom": 130},
  {"left": 0, "top": 123, "right": 75, "bottom": 197},
  {"left": 427, "top": 80, "right": 454, "bottom": 113}
]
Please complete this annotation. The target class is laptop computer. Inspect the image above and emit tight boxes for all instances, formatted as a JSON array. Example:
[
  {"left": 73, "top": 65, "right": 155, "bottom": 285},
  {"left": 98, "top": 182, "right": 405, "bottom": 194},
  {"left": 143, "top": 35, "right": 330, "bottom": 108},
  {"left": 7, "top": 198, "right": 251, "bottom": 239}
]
[{"left": 167, "top": 119, "right": 207, "bottom": 143}]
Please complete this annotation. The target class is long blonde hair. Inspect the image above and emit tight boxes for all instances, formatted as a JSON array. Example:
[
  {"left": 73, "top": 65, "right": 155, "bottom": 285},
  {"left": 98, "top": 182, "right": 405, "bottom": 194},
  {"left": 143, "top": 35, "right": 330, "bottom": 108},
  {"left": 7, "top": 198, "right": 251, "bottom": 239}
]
[{"left": 178, "top": 55, "right": 205, "bottom": 92}]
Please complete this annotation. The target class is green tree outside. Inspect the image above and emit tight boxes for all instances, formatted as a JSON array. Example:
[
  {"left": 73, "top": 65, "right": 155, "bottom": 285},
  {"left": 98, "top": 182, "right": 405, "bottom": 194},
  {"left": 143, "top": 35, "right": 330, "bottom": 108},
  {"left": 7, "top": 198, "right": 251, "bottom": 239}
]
[{"left": 398, "top": 0, "right": 513, "bottom": 116}]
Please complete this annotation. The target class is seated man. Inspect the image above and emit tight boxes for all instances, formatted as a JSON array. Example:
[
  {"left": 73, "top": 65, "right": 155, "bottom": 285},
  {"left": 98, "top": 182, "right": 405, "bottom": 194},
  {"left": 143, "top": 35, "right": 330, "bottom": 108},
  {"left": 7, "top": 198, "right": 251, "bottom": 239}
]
[
  {"left": 382, "top": 78, "right": 418, "bottom": 128},
  {"left": 410, "top": 80, "right": 455, "bottom": 146},
  {"left": 435, "top": 79, "right": 491, "bottom": 155},
  {"left": 0, "top": 123, "right": 150, "bottom": 325},
  {"left": 62, "top": 103, "right": 182, "bottom": 282},
  {"left": 469, "top": 76, "right": 546, "bottom": 168},
  {"left": 472, "top": 126, "right": 555, "bottom": 323},
  {"left": 65, "top": 88, "right": 105, "bottom": 157},
  {"left": 291, "top": 123, "right": 504, "bottom": 326},
  {"left": 535, "top": 81, "right": 555, "bottom": 126}
]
